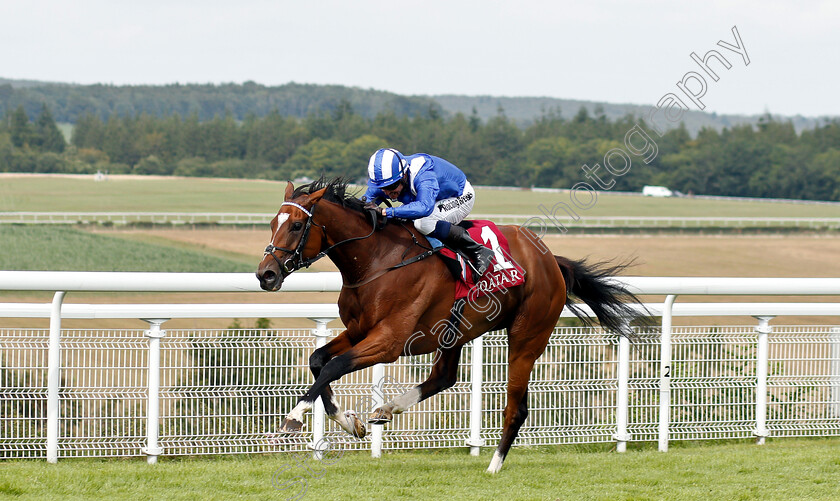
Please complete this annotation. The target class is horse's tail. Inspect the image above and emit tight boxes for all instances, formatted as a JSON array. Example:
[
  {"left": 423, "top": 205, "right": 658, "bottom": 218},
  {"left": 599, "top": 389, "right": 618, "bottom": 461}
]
[{"left": 554, "top": 256, "right": 654, "bottom": 337}]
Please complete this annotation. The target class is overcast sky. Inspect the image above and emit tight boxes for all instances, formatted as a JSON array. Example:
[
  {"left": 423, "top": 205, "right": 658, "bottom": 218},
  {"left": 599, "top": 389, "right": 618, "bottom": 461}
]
[{"left": 2, "top": 0, "right": 838, "bottom": 117}]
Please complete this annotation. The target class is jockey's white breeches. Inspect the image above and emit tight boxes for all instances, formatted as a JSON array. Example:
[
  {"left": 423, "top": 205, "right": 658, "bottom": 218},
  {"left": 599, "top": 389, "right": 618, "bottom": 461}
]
[{"left": 413, "top": 181, "right": 476, "bottom": 235}]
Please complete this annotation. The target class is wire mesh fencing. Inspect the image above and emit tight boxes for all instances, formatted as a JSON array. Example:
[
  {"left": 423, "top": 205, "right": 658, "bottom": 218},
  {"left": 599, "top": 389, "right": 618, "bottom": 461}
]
[{"left": 2, "top": 324, "right": 839, "bottom": 460}]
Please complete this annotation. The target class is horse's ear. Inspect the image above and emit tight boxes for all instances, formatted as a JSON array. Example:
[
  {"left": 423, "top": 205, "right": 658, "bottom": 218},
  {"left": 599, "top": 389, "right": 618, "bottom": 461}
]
[
  {"left": 284, "top": 182, "right": 294, "bottom": 201},
  {"left": 306, "top": 187, "right": 328, "bottom": 204}
]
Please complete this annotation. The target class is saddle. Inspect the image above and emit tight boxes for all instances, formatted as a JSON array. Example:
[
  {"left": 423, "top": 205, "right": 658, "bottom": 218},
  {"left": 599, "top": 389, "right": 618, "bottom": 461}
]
[
  {"left": 362, "top": 212, "right": 525, "bottom": 298},
  {"left": 432, "top": 220, "right": 525, "bottom": 300}
]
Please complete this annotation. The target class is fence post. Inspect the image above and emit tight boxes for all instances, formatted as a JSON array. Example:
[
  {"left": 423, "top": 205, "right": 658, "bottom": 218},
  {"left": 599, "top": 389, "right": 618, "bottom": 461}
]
[
  {"left": 46, "top": 291, "right": 66, "bottom": 464},
  {"left": 658, "top": 294, "right": 677, "bottom": 452},
  {"left": 831, "top": 327, "right": 840, "bottom": 418},
  {"left": 614, "top": 325, "right": 631, "bottom": 452},
  {"left": 371, "top": 363, "right": 385, "bottom": 458},
  {"left": 142, "top": 318, "right": 168, "bottom": 464},
  {"left": 309, "top": 318, "right": 333, "bottom": 460},
  {"left": 467, "top": 337, "right": 485, "bottom": 456},
  {"left": 753, "top": 316, "right": 773, "bottom": 445}
]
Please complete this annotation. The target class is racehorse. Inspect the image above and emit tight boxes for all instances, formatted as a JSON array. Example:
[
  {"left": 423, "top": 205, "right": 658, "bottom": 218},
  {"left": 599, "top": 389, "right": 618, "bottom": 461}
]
[{"left": 256, "top": 177, "right": 649, "bottom": 473}]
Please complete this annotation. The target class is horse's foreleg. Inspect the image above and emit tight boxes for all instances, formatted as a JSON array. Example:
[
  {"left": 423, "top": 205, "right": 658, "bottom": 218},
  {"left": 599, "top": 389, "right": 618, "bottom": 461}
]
[
  {"left": 370, "top": 345, "right": 463, "bottom": 424},
  {"left": 303, "top": 331, "right": 367, "bottom": 438},
  {"left": 281, "top": 333, "right": 400, "bottom": 434}
]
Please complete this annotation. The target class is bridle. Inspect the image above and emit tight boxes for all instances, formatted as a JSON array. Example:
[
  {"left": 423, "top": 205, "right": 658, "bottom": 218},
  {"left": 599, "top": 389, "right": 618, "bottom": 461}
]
[
  {"left": 263, "top": 199, "right": 438, "bottom": 287},
  {"left": 263, "top": 201, "right": 377, "bottom": 276}
]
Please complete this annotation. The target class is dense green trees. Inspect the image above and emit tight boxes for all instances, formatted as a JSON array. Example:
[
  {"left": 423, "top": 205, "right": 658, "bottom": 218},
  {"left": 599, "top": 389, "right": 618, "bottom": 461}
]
[
  {"left": 0, "top": 81, "right": 440, "bottom": 124},
  {"left": 1, "top": 101, "right": 839, "bottom": 201},
  {"left": 34, "top": 104, "right": 66, "bottom": 153},
  {"left": 0, "top": 105, "right": 70, "bottom": 173}
]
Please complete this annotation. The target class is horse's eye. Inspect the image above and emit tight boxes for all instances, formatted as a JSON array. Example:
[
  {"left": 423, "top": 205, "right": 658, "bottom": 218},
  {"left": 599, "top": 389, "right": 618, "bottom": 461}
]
[{"left": 291, "top": 221, "right": 303, "bottom": 231}]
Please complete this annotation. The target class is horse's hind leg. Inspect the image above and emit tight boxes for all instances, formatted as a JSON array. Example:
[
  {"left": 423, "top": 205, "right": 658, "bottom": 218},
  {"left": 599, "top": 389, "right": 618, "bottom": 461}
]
[
  {"left": 370, "top": 345, "right": 463, "bottom": 424},
  {"left": 487, "top": 323, "right": 553, "bottom": 474}
]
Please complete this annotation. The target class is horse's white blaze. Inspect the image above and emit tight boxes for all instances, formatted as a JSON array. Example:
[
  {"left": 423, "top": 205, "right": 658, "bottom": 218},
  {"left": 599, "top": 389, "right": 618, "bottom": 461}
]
[
  {"left": 390, "top": 387, "right": 422, "bottom": 414},
  {"left": 269, "top": 213, "right": 290, "bottom": 244},
  {"left": 287, "top": 400, "right": 312, "bottom": 423},
  {"left": 487, "top": 450, "right": 505, "bottom": 474}
]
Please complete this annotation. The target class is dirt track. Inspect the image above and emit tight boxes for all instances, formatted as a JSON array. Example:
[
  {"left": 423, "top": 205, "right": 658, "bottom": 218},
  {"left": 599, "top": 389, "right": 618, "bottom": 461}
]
[
  {"left": 99, "top": 228, "right": 840, "bottom": 277},
  {"left": 7, "top": 228, "right": 840, "bottom": 329}
]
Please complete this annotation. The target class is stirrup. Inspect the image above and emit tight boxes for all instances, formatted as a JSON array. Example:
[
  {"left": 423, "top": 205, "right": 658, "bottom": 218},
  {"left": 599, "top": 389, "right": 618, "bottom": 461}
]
[
  {"left": 472, "top": 247, "right": 495, "bottom": 277},
  {"left": 444, "top": 225, "right": 494, "bottom": 278},
  {"left": 462, "top": 247, "right": 494, "bottom": 280}
]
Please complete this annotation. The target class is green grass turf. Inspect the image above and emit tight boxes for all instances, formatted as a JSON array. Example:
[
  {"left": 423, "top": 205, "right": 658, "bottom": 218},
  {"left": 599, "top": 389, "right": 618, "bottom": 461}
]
[
  {"left": 1, "top": 175, "right": 839, "bottom": 217},
  {"left": 0, "top": 226, "right": 252, "bottom": 272},
  {"left": 1, "top": 439, "right": 838, "bottom": 500}
]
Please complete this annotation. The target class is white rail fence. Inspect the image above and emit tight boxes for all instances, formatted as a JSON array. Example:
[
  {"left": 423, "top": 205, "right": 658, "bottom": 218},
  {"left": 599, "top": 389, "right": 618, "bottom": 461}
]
[
  {"left": 2, "top": 212, "right": 840, "bottom": 230},
  {"left": 1, "top": 272, "right": 839, "bottom": 463}
]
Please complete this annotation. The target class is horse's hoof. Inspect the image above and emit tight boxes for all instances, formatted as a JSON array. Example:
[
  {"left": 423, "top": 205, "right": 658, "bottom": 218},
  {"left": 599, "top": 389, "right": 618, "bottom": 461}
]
[
  {"left": 344, "top": 410, "right": 367, "bottom": 438},
  {"left": 368, "top": 407, "right": 393, "bottom": 425},
  {"left": 279, "top": 418, "right": 304, "bottom": 433}
]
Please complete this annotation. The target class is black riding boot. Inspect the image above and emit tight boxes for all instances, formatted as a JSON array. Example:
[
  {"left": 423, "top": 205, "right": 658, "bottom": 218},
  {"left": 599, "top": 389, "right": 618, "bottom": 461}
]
[{"left": 444, "top": 225, "right": 496, "bottom": 278}]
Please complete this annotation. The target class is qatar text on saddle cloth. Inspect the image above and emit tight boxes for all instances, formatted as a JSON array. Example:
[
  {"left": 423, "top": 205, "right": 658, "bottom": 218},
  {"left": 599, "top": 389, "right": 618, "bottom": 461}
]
[{"left": 439, "top": 220, "right": 525, "bottom": 300}]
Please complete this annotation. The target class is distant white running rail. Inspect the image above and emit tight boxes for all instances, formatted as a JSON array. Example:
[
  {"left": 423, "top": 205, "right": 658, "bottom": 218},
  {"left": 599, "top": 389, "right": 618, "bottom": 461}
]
[{"left": 2, "top": 212, "right": 839, "bottom": 229}]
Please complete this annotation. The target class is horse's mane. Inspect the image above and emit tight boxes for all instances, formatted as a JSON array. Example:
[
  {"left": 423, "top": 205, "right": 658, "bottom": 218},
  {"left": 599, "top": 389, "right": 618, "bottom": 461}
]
[{"left": 291, "top": 176, "right": 367, "bottom": 213}]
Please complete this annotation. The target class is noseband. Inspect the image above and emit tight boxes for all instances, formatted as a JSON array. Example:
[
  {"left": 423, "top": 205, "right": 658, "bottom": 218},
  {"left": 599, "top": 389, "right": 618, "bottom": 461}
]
[{"left": 263, "top": 201, "right": 378, "bottom": 276}]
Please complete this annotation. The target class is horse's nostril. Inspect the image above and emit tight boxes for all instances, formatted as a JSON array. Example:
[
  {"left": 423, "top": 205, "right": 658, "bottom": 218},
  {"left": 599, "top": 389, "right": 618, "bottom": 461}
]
[{"left": 262, "top": 270, "right": 277, "bottom": 283}]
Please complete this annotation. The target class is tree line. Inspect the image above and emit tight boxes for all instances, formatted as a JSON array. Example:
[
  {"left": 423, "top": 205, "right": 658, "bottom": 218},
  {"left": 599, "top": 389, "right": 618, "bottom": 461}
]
[
  {"left": 1, "top": 102, "right": 839, "bottom": 201},
  {"left": 0, "top": 81, "right": 438, "bottom": 124}
]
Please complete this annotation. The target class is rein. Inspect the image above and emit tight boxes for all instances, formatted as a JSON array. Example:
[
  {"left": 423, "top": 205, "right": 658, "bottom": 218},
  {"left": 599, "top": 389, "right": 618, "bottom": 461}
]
[
  {"left": 342, "top": 243, "right": 437, "bottom": 289},
  {"left": 263, "top": 201, "right": 377, "bottom": 275},
  {"left": 263, "top": 201, "right": 436, "bottom": 286}
]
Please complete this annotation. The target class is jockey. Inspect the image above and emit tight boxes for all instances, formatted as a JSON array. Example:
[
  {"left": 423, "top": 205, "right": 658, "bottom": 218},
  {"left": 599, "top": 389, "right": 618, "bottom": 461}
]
[{"left": 363, "top": 148, "right": 496, "bottom": 277}]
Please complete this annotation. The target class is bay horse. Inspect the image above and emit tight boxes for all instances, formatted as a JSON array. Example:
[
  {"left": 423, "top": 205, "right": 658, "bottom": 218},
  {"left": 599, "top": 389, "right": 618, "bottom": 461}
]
[{"left": 256, "top": 178, "right": 648, "bottom": 473}]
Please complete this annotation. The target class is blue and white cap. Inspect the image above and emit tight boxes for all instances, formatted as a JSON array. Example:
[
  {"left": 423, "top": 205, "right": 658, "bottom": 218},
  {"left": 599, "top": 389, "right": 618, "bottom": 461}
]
[{"left": 367, "top": 148, "right": 405, "bottom": 188}]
